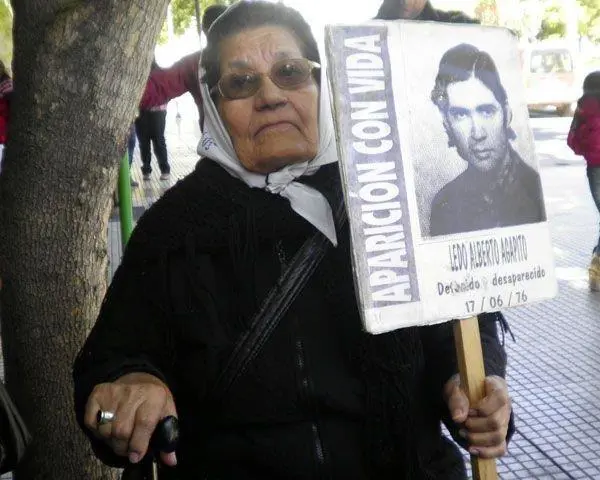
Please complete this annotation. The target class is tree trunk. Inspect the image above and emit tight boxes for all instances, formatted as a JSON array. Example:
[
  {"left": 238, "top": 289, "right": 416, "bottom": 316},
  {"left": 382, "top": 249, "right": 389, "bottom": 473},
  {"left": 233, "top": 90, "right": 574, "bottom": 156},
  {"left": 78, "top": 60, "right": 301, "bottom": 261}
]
[{"left": 0, "top": 1, "right": 169, "bottom": 478}]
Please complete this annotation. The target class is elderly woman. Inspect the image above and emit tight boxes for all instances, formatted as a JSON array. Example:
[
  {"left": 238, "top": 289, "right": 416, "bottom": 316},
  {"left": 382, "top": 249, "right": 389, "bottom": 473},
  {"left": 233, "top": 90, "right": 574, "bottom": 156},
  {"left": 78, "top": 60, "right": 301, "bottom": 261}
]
[{"left": 73, "top": 2, "right": 513, "bottom": 479}]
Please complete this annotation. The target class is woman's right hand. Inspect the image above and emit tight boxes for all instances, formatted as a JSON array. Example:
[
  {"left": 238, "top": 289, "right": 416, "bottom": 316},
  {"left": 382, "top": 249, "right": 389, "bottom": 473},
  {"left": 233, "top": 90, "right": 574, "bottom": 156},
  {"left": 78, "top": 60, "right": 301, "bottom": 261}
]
[{"left": 84, "top": 372, "right": 178, "bottom": 466}]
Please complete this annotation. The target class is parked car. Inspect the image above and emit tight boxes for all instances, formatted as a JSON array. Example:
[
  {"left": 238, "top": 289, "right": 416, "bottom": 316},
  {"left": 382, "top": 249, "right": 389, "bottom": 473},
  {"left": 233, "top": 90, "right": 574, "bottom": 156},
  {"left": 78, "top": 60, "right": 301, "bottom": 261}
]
[{"left": 520, "top": 40, "right": 581, "bottom": 116}]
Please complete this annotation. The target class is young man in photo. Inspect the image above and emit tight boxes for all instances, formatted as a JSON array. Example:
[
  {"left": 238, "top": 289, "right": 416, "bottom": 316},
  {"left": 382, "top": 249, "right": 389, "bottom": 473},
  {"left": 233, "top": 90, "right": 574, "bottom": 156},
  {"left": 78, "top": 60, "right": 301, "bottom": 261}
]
[{"left": 428, "top": 44, "right": 546, "bottom": 236}]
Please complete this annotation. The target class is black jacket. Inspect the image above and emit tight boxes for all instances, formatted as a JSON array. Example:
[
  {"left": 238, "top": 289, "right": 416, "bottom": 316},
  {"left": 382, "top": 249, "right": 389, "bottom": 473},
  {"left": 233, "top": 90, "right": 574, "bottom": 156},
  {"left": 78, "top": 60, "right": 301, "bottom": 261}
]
[
  {"left": 73, "top": 160, "right": 511, "bottom": 479},
  {"left": 375, "top": 1, "right": 479, "bottom": 23}
]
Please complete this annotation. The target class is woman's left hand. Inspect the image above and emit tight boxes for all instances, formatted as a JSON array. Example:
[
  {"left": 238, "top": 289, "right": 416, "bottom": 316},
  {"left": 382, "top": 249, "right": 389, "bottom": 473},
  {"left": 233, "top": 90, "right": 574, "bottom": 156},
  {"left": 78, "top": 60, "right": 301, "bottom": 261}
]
[{"left": 443, "top": 374, "right": 512, "bottom": 458}]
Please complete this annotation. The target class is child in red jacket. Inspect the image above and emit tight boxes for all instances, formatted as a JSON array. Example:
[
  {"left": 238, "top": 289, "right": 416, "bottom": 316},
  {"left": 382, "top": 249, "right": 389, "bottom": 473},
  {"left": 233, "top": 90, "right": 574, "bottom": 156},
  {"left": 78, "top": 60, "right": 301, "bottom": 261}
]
[{"left": 568, "top": 71, "right": 600, "bottom": 291}]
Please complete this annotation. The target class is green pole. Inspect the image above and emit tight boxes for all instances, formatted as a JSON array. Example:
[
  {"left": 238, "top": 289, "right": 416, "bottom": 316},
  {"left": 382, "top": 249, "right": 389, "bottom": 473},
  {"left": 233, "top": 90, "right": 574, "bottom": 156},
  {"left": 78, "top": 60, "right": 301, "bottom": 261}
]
[{"left": 118, "top": 152, "right": 134, "bottom": 247}]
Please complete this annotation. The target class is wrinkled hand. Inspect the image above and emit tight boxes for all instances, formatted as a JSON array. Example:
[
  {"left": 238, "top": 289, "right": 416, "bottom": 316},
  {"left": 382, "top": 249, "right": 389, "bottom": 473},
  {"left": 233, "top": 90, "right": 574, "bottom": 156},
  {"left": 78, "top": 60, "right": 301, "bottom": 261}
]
[
  {"left": 444, "top": 374, "right": 511, "bottom": 458},
  {"left": 84, "top": 372, "right": 178, "bottom": 466}
]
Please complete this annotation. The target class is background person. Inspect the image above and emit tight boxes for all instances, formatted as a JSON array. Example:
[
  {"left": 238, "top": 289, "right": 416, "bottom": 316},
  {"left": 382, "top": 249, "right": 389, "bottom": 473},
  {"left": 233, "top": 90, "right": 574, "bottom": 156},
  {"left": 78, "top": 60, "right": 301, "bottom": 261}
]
[
  {"left": 74, "top": 2, "right": 513, "bottom": 479},
  {"left": 136, "top": 60, "right": 171, "bottom": 181},
  {"left": 138, "top": 4, "right": 229, "bottom": 130},
  {"left": 0, "top": 60, "right": 13, "bottom": 173},
  {"left": 567, "top": 71, "right": 600, "bottom": 291},
  {"left": 429, "top": 43, "right": 546, "bottom": 236},
  {"left": 375, "top": 0, "right": 478, "bottom": 23}
]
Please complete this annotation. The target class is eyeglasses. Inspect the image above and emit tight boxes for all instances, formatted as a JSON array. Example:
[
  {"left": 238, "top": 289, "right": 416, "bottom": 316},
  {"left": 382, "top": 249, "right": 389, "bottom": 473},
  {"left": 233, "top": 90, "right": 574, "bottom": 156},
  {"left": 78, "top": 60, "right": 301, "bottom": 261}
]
[{"left": 212, "top": 58, "right": 320, "bottom": 100}]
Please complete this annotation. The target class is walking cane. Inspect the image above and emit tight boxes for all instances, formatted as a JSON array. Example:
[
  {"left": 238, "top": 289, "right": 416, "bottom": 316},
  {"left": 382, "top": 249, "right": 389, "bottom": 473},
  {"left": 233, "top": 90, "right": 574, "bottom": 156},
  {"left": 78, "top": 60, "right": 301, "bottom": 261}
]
[{"left": 120, "top": 416, "right": 180, "bottom": 480}]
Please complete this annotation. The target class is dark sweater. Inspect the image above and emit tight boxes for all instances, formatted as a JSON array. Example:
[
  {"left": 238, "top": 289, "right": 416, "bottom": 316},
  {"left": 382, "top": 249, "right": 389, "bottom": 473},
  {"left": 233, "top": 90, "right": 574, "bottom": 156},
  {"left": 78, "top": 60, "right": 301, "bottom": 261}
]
[{"left": 73, "top": 160, "right": 511, "bottom": 479}]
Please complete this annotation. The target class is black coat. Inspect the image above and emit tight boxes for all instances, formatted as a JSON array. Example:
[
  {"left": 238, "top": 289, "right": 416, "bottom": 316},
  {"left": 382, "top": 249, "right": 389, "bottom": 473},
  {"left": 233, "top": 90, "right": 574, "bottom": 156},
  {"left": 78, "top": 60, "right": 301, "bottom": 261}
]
[{"left": 73, "top": 160, "right": 511, "bottom": 479}]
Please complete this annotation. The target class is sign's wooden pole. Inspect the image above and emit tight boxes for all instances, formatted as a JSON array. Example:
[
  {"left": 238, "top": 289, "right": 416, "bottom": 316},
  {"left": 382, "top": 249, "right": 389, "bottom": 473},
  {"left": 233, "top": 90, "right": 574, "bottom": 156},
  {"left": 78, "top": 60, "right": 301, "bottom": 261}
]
[{"left": 453, "top": 317, "right": 498, "bottom": 480}]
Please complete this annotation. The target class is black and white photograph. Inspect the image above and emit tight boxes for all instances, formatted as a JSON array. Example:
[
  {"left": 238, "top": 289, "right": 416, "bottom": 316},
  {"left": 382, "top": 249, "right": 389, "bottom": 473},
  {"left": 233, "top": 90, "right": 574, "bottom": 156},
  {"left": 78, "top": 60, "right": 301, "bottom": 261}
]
[{"left": 396, "top": 24, "right": 548, "bottom": 238}]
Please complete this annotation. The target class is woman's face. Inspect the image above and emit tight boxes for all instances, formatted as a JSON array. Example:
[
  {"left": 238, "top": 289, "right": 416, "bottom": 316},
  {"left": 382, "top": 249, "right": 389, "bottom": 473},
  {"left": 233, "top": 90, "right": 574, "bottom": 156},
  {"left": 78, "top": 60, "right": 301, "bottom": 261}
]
[{"left": 217, "top": 26, "right": 319, "bottom": 174}]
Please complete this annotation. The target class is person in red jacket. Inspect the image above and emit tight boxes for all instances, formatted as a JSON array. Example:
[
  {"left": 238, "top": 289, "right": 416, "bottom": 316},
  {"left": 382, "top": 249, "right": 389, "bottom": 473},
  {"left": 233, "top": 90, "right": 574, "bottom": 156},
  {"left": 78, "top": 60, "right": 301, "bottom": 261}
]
[
  {"left": 138, "top": 4, "right": 228, "bottom": 129},
  {"left": 0, "top": 60, "right": 13, "bottom": 174},
  {"left": 136, "top": 60, "right": 172, "bottom": 181},
  {"left": 568, "top": 71, "right": 600, "bottom": 291}
]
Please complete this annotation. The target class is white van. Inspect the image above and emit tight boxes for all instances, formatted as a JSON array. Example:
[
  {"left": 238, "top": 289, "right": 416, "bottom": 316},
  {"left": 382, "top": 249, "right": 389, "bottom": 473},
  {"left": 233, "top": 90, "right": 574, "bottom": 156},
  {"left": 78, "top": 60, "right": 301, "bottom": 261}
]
[{"left": 520, "top": 40, "right": 580, "bottom": 116}]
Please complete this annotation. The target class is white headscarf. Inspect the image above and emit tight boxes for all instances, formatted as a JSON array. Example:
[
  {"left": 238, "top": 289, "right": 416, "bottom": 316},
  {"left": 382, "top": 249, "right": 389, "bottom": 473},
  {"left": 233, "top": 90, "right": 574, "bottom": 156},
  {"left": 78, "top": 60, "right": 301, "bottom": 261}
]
[{"left": 197, "top": 64, "right": 339, "bottom": 246}]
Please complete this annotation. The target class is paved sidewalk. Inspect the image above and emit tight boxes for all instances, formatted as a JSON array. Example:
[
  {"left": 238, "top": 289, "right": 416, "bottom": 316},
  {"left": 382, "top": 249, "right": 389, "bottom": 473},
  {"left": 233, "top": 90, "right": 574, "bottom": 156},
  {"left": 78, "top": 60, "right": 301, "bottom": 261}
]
[
  {"left": 110, "top": 102, "right": 600, "bottom": 479},
  {"left": 493, "top": 163, "right": 600, "bottom": 479}
]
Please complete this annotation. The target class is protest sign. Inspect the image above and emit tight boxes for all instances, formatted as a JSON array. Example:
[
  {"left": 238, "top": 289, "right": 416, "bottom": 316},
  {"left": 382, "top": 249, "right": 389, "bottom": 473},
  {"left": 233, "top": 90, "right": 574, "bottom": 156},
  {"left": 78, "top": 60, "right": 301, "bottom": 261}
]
[
  {"left": 325, "top": 21, "right": 557, "bottom": 335},
  {"left": 325, "top": 21, "right": 556, "bottom": 478}
]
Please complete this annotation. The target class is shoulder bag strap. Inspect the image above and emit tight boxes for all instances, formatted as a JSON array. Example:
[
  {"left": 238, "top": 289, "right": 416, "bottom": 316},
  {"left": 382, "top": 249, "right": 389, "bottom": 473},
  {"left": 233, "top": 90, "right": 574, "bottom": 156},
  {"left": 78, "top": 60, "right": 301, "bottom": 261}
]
[{"left": 209, "top": 189, "right": 346, "bottom": 405}]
